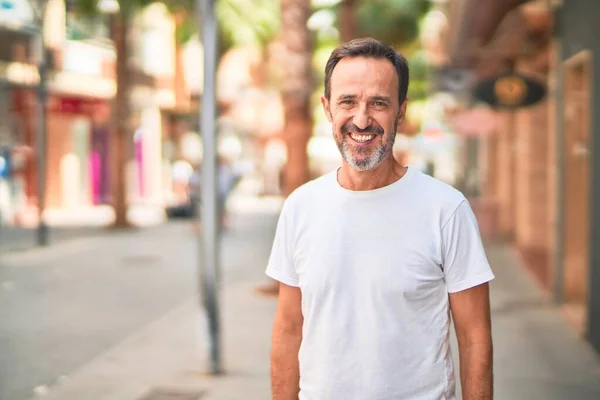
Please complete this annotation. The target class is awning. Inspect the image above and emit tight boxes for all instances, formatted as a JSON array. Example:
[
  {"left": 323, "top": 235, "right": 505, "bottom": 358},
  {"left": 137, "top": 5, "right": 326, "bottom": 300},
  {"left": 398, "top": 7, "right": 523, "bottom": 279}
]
[{"left": 450, "top": 0, "right": 530, "bottom": 68}]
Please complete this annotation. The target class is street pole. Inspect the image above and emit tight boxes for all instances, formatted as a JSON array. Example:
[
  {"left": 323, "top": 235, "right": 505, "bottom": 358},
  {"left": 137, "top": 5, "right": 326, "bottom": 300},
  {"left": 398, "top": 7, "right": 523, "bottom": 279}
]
[
  {"left": 34, "top": 0, "right": 49, "bottom": 246},
  {"left": 197, "top": 0, "right": 222, "bottom": 375}
]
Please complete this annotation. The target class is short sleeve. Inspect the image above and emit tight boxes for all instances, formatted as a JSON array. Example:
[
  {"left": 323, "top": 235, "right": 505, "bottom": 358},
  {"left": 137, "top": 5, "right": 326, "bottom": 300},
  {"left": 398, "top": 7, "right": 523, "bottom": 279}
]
[
  {"left": 265, "top": 202, "right": 299, "bottom": 287},
  {"left": 441, "top": 200, "right": 494, "bottom": 293}
]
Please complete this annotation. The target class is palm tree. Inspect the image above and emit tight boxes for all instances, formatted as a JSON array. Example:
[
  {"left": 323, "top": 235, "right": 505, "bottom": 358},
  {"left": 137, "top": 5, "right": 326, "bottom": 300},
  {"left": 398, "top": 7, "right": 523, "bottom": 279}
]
[
  {"left": 70, "top": 0, "right": 193, "bottom": 228},
  {"left": 281, "top": 0, "right": 313, "bottom": 196},
  {"left": 339, "top": 0, "right": 357, "bottom": 43},
  {"left": 109, "top": 3, "right": 133, "bottom": 228}
]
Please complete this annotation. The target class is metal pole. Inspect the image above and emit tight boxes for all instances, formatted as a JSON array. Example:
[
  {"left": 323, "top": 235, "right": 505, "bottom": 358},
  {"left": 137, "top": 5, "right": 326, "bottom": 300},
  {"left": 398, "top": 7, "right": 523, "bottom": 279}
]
[
  {"left": 197, "top": 0, "right": 222, "bottom": 375},
  {"left": 551, "top": 3, "right": 565, "bottom": 304},
  {"left": 35, "top": 0, "right": 49, "bottom": 246}
]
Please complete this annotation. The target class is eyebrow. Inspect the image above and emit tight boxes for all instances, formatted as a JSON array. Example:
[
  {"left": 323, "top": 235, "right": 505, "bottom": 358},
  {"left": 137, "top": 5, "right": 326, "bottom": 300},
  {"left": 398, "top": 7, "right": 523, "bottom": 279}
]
[
  {"left": 336, "top": 94, "right": 391, "bottom": 102},
  {"left": 370, "top": 96, "right": 391, "bottom": 103}
]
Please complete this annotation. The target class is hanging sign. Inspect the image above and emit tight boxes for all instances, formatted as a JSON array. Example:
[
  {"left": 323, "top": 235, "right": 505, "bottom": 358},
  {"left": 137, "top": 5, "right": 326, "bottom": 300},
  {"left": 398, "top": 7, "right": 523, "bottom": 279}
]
[{"left": 473, "top": 73, "right": 546, "bottom": 109}]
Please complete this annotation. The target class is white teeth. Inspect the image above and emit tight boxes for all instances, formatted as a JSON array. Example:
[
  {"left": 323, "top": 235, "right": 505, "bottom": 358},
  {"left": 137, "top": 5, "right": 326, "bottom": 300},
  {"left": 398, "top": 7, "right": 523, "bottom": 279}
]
[{"left": 349, "top": 133, "right": 375, "bottom": 143}]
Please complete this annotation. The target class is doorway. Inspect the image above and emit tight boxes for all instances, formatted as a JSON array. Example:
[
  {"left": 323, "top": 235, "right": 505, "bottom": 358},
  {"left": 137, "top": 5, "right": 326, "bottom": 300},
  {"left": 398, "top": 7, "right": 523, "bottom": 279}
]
[{"left": 562, "top": 50, "right": 592, "bottom": 334}]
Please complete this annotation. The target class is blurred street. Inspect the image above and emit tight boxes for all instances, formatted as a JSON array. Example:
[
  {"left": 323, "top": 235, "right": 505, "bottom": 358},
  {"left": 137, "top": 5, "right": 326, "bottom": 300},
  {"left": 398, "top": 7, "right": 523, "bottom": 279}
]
[
  {"left": 0, "top": 225, "right": 102, "bottom": 253},
  {"left": 0, "top": 196, "right": 281, "bottom": 400},
  {"left": 0, "top": 205, "right": 168, "bottom": 253},
  {"left": 1, "top": 0, "right": 600, "bottom": 398},
  {"left": 0, "top": 221, "right": 197, "bottom": 400},
  {"left": 0, "top": 196, "right": 599, "bottom": 400}
]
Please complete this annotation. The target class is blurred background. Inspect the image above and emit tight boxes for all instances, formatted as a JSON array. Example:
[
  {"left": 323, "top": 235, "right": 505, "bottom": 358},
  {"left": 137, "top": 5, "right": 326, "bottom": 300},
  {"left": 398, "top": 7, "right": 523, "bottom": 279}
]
[{"left": 1, "top": 0, "right": 600, "bottom": 399}]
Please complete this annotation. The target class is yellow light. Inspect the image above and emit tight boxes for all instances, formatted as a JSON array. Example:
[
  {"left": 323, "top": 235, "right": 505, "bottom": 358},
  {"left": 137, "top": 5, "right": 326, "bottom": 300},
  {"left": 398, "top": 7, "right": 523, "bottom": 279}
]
[{"left": 494, "top": 76, "right": 527, "bottom": 106}]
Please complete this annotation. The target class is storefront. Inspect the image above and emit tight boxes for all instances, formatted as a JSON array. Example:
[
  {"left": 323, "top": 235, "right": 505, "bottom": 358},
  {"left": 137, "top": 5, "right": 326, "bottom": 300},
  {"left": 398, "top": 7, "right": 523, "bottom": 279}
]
[
  {"left": 10, "top": 89, "right": 112, "bottom": 211},
  {"left": 443, "top": 0, "right": 600, "bottom": 354},
  {"left": 0, "top": 83, "right": 28, "bottom": 223},
  {"left": 560, "top": 0, "right": 600, "bottom": 353}
]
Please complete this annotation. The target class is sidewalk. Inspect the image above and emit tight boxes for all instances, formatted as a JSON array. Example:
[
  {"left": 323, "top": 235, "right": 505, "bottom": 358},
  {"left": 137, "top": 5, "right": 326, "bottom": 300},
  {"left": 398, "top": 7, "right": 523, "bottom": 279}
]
[
  {"left": 0, "top": 225, "right": 106, "bottom": 253},
  {"left": 31, "top": 206, "right": 600, "bottom": 400},
  {"left": 475, "top": 245, "right": 600, "bottom": 399},
  {"left": 0, "top": 204, "right": 167, "bottom": 253},
  {"left": 30, "top": 199, "right": 280, "bottom": 400}
]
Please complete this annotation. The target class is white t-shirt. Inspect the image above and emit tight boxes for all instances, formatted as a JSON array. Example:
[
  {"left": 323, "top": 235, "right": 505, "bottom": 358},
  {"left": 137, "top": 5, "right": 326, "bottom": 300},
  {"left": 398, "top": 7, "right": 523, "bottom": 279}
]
[{"left": 266, "top": 166, "right": 494, "bottom": 400}]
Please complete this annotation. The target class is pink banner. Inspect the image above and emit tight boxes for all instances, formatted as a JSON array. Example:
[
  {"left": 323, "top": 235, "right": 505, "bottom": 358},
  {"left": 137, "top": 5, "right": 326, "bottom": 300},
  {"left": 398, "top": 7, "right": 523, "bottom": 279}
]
[{"left": 447, "top": 107, "right": 499, "bottom": 137}]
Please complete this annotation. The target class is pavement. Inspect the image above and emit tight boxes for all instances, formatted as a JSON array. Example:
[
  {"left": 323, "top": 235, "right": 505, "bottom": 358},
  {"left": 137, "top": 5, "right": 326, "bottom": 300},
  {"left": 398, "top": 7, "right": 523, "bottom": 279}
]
[
  {"left": 0, "top": 204, "right": 170, "bottom": 253},
  {"left": 0, "top": 225, "right": 105, "bottom": 253},
  {"left": 0, "top": 196, "right": 599, "bottom": 399}
]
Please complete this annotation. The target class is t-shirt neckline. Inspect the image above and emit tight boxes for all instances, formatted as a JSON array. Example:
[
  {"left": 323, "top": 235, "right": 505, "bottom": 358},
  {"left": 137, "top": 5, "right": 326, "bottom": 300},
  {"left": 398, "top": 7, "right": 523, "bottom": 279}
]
[{"left": 333, "top": 165, "right": 414, "bottom": 197}]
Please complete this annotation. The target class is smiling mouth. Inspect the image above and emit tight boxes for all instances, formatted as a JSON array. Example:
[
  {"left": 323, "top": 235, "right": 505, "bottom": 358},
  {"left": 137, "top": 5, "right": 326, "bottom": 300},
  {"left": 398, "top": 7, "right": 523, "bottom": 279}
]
[{"left": 348, "top": 133, "right": 376, "bottom": 143}]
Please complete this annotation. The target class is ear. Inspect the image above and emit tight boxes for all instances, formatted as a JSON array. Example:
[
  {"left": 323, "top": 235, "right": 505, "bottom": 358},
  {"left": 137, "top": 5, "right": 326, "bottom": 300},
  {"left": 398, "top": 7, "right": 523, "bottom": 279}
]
[
  {"left": 397, "top": 98, "right": 408, "bottom": 125},
  {"left": 321, "top": 96, "right": 332, "bottom": 123}
]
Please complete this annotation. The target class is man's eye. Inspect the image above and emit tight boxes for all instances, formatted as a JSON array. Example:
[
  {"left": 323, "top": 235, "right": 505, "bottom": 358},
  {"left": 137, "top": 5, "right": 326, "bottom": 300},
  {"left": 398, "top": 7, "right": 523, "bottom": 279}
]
[
  {"left": 374, "top": 101, "right": 385, "bottom": 107},
  {"left": 341, "top": 100, "right": 353, "bottom": 105}
]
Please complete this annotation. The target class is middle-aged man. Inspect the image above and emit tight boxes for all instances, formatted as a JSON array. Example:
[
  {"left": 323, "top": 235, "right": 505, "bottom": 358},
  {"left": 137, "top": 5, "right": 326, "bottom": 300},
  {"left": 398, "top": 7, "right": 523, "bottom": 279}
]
[{"left": 266, "top": 38, "right": 494, "bottom": 400}]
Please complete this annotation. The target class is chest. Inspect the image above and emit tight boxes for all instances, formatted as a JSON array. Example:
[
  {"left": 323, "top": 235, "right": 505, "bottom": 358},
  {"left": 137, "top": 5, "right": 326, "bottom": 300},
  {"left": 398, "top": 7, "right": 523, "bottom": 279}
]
[{"left": 292, "top": 204, "right": 445, "bottom": 302}]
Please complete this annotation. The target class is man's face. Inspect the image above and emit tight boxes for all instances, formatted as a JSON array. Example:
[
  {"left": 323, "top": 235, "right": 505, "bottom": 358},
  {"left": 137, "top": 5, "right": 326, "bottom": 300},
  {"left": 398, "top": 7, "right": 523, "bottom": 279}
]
[{"left": 322, "top": 57, "right": 407, "bottom": 171}]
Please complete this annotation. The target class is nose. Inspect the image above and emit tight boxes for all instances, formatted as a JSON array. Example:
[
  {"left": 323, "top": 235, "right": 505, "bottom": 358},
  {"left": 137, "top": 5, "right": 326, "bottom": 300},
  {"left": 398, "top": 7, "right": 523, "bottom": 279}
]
[{"left": 352, "top": 103, "right": 370, "bottom": 130}]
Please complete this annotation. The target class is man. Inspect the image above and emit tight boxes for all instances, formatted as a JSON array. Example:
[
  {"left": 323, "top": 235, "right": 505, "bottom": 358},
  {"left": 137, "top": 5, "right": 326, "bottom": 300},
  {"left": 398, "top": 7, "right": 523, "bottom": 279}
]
[{"left": 266, "top": 38, "right": 494, "bottom": 400}]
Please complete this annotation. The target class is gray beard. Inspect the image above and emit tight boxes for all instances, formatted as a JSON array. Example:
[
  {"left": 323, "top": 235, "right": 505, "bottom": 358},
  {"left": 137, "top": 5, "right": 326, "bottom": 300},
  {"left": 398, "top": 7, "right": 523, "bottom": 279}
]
[{"left": 337, "top": 130, "right": 396, "bottom": 172}]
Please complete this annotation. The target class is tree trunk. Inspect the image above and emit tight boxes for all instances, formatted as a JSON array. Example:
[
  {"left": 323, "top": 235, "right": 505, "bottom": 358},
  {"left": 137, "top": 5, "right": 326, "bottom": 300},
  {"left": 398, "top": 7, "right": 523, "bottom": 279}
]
[
  {"left": 339, "top": 0, "right": 357, "bottom": 43},
  {"left": 281, "top": 0, "right": 313, "bottom": 197},
  {"left": 173, "top": 12, "right": 190, "bottom": 111},
  {"left": 110, "top": 13, "right": 132, "bottom": 228}
]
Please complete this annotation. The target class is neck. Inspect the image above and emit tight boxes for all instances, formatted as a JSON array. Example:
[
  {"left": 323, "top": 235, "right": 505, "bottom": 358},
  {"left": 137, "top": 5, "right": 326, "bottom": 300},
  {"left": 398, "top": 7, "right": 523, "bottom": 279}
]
[{"left": 337, "top": 155, "right": 406, "bottom": 191}]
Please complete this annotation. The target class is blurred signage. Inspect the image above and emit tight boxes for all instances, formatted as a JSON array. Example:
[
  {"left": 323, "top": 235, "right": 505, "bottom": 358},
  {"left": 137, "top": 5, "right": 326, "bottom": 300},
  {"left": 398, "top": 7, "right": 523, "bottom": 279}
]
[
  {"left": 0, "top": 0, "right": 34, "bottom": 26},
  {"left": 447, "top": 107, "right": 499, "bottom": 137},
  {"left": 421, "top": 121, "right": 447, "bottom": 142},
  {"left": 473, "top": 73, "right": 546, "bottom": 109},
  {"left": 13, "top": 93, "right": 108, "bottom": 116},
  {"left": 432, "top": 67, "right": 475, "bottom": 93},
  {"left": 49, "top": 96, "right": 89, "bottom": 113},
  {"left": 0, "top": 61, "right": 39, "bottom": 86},
  {"left": 48, "top": 71, "right": 116, "bottom": 98},
  {"left": 47, "top": 95, "right": 109, "bottom": 115},
  {"left": 1, "top": 0, "right": 14, "bottom": 10},
  {"left": 62, "top": 41, "right": 108, "bottom": 77},
  {"left": 423, "top": 126, "right": 444, "bottom": 140}
]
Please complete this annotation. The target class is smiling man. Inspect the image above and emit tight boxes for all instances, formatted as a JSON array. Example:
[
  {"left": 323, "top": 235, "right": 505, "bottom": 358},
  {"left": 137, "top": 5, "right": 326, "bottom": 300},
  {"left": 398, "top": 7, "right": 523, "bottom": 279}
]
[{"left": 267, "top": 38, "right": 494, "bottom": 400}]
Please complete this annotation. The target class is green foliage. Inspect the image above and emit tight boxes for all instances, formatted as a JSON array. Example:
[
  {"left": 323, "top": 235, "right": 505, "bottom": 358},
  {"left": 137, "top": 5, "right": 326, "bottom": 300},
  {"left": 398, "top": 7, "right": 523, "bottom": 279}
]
[
  {"left": 162, "top": 0, "right": 195, "bottom": 12},
  {"left": 216, "top": 0, "right": 280, "bottom": 49},
  {"left": 355, "top": 0, "right": 431, "bottom": 46},
  {"left": 72, "top": 0, "right": 280, "bottom": 51},
  {"left": 175, "top": 13, "right": 197, "bottom": 43},
  {"left": 354, "top": 1, "right": 433, "bottom": 100},
  {"left": 407, "top": 49, "right": 429, "bottom": 100},
  {"left": 68, "top": 0, "right": 100, "bottom": 18}
]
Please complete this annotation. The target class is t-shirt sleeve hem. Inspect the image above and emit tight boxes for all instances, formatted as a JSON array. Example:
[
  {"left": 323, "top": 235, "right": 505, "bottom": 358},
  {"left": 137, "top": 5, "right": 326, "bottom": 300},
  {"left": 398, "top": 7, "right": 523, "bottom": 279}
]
[
  {"left": 447, "top": 270, "right": 495, "bottom": 293},
  {"left": 265, "top": 268, "right": 300, "bottom": 287}
]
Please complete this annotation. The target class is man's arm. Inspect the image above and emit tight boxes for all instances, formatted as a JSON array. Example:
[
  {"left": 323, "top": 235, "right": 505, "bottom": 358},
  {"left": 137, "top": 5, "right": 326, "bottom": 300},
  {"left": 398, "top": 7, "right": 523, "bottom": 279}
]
[
  {"left": 271, "top": 282, "right": 303, "bottom": 399},
  {"left": 449, "top": 282, "right": 493, "bottom": 400}
]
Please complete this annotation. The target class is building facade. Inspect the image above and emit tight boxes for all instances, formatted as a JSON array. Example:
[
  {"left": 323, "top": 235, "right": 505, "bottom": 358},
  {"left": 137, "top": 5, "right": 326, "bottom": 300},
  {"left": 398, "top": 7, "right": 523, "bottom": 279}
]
[
  {"left": 439, "top": 0, "right": 600, "bottom": 353},
  {"left": 0, "top": 0, "right": 196, "bottom": 226}
]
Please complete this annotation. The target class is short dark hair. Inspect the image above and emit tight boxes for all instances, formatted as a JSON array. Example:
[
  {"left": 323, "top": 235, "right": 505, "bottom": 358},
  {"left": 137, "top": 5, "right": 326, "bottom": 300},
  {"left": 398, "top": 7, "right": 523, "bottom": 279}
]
[{"left": 324, "top": 37, "right": 409, "bottom": 104}]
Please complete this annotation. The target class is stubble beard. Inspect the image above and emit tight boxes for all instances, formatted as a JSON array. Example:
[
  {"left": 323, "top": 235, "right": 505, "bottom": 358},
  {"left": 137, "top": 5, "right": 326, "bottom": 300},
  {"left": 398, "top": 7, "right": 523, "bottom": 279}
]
[{"left": 336, "top": 121, "right": 398, "bottom": 172}]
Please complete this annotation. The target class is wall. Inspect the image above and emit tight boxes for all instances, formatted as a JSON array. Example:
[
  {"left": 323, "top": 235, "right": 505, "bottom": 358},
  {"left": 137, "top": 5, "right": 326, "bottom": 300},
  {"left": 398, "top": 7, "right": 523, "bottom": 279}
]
[
  {"left": 560, "top": 0, "right": 600, "bottom": 352},
  {"left": 514, "top": 97, "right": 551, "bottom": 289}
]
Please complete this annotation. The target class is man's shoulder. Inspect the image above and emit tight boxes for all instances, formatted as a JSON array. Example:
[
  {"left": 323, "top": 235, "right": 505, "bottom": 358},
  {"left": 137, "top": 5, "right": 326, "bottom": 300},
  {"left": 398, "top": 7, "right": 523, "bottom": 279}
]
[
  {"left": 409, "top": 168, "right": 466, "bottom": 210},
  {"left": 286, "top": 170, "right": 337, "bottom": 205}
]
